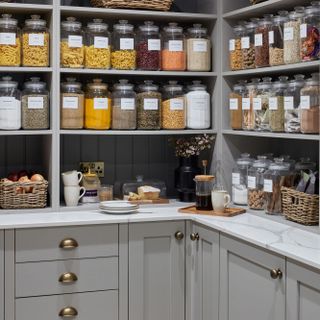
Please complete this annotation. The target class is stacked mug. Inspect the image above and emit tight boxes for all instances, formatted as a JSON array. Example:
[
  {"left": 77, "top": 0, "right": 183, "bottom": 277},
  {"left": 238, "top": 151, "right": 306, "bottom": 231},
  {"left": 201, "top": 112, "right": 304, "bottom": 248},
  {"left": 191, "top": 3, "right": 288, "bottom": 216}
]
[{"left": 62, "top": 170, "right": 86, "bottom": 207}]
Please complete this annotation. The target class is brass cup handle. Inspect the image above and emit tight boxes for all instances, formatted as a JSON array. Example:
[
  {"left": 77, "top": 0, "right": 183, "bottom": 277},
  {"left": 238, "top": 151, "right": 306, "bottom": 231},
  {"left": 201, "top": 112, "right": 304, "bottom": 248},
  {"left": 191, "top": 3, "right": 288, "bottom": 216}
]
[
  {"left": 59, "top": 306, "right": 78, "bottom": 318},
  {"left": 270, "top": 268, "right": 283, "bottom": 279},
  {"left": 175, "top": 231, "right": 184, "bottom": 241},
  {"left": 59, "top": 238, "right": 78, "bottom": 250},
  {"left": 59, "top": 272, "right": 78, "bottom": 284},
  {"left": 190, "top": 233, "right": 200, "bottom": 241}
]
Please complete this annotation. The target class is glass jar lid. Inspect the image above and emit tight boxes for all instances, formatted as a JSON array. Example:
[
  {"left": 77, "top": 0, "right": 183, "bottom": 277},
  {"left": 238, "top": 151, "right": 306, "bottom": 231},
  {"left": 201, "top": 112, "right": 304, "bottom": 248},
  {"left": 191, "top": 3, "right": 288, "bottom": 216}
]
[
  {"left": 273, "top": 76, "right": 288, "bottom": 89},
  {"left": 258, "top": 15, "right": 273, "bottom": 26},
  {"left": 246, "top": 78, "right": 260, "bottom": 89},
  {"left": 0, "top": 76, "right": 18, "bottom": 89},
  {"left": 113, "top": 79, "right": 134, "bottom": 91},
  {"left": 138, "top": 21, "right": 159, "bottom": 33},
  {"left": 305, "top": 73, "right": 320, "bottom": 86},
  {"left": 61, "top": 77, "right": 82, "bottom": 90},
  {"left": 24, "top": 15, "right": 47, "bottom": 28},
  {"left": 232, "top": 24, "right": 245, "bottom": 36},
  {"left": 61, "top": 17, "right": 82, "bottom": 31},
  {"left": 295, "top": 157, "right": 316, "bottom": 171},
  {"left": 288, "top": 74, "right": 305, "bottom": 88},
  {"left": 268, "top": 158, "right": 290, "bottom": 171},
  {"left": 187, "top": 80, "right": 207, "bottom": 91},
  {"left": 258, "top": 77, "right": 272, "bottom": 90},
  {"left": 163, "top": 80, "right": 183, "bottom": 92},
  {"left": 87, "top": 19, "right": 108, "bottom": 32},
  {"left": 113, "top": 20, "right": 134, "bottom": 32},
  {"left": 87, "top": 78, "right": 108, "bottom": 91},
  {"left": 273, "top": 11, "right": 289, "bottom": 24},
  {"left": 252, "top": 156, "right": 270, "bottom": 169},
  {"left": 236, "top": 153, "right": 254, "bottom": 166},
  {"left": 245, "top": 19, "right": 259, "bottom": 30},
  {"left": 289, "top": 7, "right": 305, "bottom": 19},
  {"left": 23, "top": 77, "right": 46, "bottom": 90},
  {"left": 187, "top": 24, "right": 207, "bottom": 36},
  {"left": 0, "top": 14, "right": 18, "bottom": 27},
  {"left": 163, "top": 22, "right": 183, "bottom": 34},
  {"left": 233, "top": 80, "right": 247, "bottom": 91},
  {"left": 138, "top": 80, "right": 159, "bottom": 92}
]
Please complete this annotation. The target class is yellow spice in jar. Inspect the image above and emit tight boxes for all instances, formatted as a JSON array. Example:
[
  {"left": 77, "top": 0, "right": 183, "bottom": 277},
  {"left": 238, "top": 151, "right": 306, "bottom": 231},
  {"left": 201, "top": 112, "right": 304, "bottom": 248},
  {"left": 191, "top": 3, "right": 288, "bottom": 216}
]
[
  {"left": 60, "top": 40, "right": 84, "bottom": 68},
  {"left": 111, "top": 50, "right": 136, "bottom": 70},
  {"left": 84, "top": 97, "right": 112, "bottom": 130},
  {"left": 162, "top": 98, "right": 186, "bottom": 129},
  {"left": 85, "top": 45, "right": 111, "bottom": 69},
  {"left": 0, "top": 37, "right": 21, "bottom": 66}
]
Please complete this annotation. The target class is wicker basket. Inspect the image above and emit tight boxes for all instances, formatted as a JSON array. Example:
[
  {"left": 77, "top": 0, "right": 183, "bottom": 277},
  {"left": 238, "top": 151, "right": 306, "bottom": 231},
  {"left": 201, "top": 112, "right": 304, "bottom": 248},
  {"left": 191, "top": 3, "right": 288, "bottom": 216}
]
[
  {"left": 0, "top": 180, "right": 48, "bottom": 209},
  {"left": 281, "top": 187, "right": 319, "bottom": 226},
  {"left": 90, "top": 0, "right": 173, "bottom": 11}
]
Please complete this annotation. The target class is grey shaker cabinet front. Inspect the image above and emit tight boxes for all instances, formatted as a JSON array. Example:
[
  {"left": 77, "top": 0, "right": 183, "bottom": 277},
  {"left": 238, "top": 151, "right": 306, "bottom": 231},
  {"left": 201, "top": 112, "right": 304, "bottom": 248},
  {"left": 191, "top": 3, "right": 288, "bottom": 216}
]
[
  {"left": 0, "top": 231, "right": 3, "bottom": 320},
  {"left": 286, "top": 261, "right": 320, "bottom": 320},
  {"left": 128, "top": 221, "right": 185, "bottom": 320},
  {"left": 219, "top": 235, "right": 286, "bottom": 320}
]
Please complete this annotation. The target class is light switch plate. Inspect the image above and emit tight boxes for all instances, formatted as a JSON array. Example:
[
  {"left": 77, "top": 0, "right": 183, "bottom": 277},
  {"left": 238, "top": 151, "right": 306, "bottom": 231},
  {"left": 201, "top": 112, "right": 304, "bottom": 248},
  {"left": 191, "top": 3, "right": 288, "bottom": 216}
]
[{"left": 79, "top": 162, "right": 105, "bottom": 178}]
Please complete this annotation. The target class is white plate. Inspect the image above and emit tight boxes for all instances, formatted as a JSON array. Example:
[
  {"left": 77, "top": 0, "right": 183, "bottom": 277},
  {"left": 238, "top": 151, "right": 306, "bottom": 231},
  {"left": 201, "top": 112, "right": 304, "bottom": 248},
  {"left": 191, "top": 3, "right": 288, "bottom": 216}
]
[
  {"left": 99, "top": 208, "right": 138, "bottom": 215},
  {"left": 100, "top": 201, "right": 138, "bottom": 210}
]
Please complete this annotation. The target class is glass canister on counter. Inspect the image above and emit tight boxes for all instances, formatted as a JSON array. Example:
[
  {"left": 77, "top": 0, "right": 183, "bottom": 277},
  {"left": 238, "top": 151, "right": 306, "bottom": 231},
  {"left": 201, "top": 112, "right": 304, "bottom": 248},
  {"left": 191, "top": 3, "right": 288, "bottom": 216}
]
[
  {"left": 0, "top": 14, "right": 20, "bottom": 66},
  {"left": 300, "top": 73, "right": 319, "bottom": 134},
  {"left": 284, "top": 74, "right": 305, "bottom": 133},
  {"left": 60, "top": 78, "right": 84, "bottom": 129},
  {"left": 242, "top": 78, "right": 259, "bottom": 131},
  {"left": 60, "top": 17, "right": 84, "bottom": 68},
  {"left": 136, "top": 80, "right": 161, "bottom": 130},
  {"left": 21, "top": 77, "right": 49, "bottom": 130},
  {"left": 269, "top": 76, "right": 288, "bottom": 132},
  {"left": 229, "top": 25, "right": 245, "bottom": 71},
  {"left": 112, "top": 79, "right": 137, "bottom": 130},
  {"left": 136, "top": 21, "right": 161, "bottom": 71},
  {"left": 85, "top": 79, "right": 111, "bottom": 130},
  {"left": 22, "top": 15, "right": 49, "bottom": 67},
  {"left": 84, "top": 19, "right": 111, "bottom": 69},
  {"left": 162, "top": 23, "right": 186, "bottom": 71},
  {"left": 0, "top": 76, "right": 21, "bottom": 130},
  {"left": 242, "top": 19, "right": 258, "bottom": 69},
  {"left": 186, "top": 24, "right": 211, "bottom": 71},
  {"left": 186, "top": 81, "right": 210, "bottom": 129},
  {"left": 111, "top": 20, "right": 136, "bottom": 70},
  {"left": 162, "top": 81, "right": 186, "bottom": 130},
  {"left": 229, "top": 80, "right": 246, "bottom": 130},
  {"left": 194, "top": 175, "right": 214, "bottom": 210}
]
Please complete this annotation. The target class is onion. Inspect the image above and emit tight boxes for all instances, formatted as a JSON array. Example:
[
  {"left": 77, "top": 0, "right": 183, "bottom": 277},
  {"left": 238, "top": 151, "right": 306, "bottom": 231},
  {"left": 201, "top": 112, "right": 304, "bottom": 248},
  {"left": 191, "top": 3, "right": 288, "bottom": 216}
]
[
  {"left": 19, "top": 176, "right": 32, "bottom": 193},
  {"left": 30, "top": 174, "right": 44, "bottom": 182}
]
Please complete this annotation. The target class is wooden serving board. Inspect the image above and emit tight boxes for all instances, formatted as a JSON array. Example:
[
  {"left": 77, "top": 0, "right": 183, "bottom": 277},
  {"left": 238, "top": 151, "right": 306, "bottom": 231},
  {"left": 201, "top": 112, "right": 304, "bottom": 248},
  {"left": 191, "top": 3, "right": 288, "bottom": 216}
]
[
  {"left": 128, "top": 198, "right": 170, "bottom": 205},
  {"left": 178, "top": 205, "right": 246, "bottom": 217}
]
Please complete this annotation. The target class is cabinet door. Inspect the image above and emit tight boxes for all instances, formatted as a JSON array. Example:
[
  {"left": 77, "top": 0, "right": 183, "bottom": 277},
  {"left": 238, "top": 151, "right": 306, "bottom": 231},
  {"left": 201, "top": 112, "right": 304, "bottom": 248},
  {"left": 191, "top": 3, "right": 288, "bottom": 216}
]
[
  {"left": 220, "top": 235, "right": 285, "bottom": 320},
  {"left": 129, "top": 221, "right": 185, "bottom": 320},
  {"left": 0, "top": 231, "right": 3, "bottom": 320},
  {"left": 287, "top": 261, "right": 320, "bottom": 320}
]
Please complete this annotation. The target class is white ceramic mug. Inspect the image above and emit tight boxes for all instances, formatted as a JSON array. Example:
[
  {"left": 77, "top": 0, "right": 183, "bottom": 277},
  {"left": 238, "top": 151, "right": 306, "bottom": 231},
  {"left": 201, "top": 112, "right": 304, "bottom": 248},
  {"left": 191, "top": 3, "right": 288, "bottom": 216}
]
[
  {"left": 211, "top": 190, "right": 231, "bottom": 213},
  {"left": 62, "top": 170, "right": 83, "bottom": 186},
  {"left": 64, "top": 186, "right": 86, "bottom": 207}
]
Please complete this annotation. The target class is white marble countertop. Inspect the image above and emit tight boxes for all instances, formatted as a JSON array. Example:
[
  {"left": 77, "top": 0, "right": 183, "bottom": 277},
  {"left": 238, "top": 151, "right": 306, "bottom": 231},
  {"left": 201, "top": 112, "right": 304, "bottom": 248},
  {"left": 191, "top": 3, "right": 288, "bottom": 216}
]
[{"left": 0, "top": 202, "right": 319, "bottom": 270}]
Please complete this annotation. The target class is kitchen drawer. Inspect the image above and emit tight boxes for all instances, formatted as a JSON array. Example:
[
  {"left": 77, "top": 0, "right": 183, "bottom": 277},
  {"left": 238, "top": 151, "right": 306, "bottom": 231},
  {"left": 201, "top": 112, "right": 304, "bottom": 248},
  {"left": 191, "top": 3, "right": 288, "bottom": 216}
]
[
  {"left": 16, "top": 257, "right": 118, "bottom": 298},
  {"left": 16, "top": 225, "right": 118, "bottom": 262},
  {"left": 16, "top": 290, "right": 118, "bottom": 320}
]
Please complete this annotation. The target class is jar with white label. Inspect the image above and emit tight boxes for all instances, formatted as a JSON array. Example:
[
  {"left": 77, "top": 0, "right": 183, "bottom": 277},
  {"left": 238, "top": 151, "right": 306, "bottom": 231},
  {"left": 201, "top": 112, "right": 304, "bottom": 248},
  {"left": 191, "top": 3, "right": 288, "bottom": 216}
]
[
  {"left": 21, "top": 77, "right": 49, "bottom": 130},
  {"left": 229, "top": 24, "right": 245, "bottom": 71},
  {"left": 0, "top": 76, "right": 21, "bottom": 130},
  {"left": 61, "top": 78, "right": 84, "bottom": 129},
  {"left": 242, "top": 19, "right": 258, "bottom": 69},
  {"left": 232, "top": 153, "right": 254, "bottom": 205},
  {"left": 0, "top": 14, "right": 21, "bottom": 66},
  {"left": 136, "top": 80, "right": 161, "bottom": 130},
  {"left": 112, "top": 79, "right": 137, "bottom": 130},
  {"left": 60, "top": 17, "right": 84, "bottom": 68},
  {"left": 300, "top": 73, "right": 319, "bottom": 133},
  {"left": 22, "top": 15, "right": 49, "bottom": 67},
  {"left": 284, "top": 7, "right": 305, "bottom": 64},
  {"left": 230, "top": 80, "right": 246, "bottom": 130},
  {"left": 284, "top": 74, "right": 305, "bottom": 133},
  {"left": 187, "top": 24, "right": 211, "bottom": 71},
  {"left": 186, "top": 81, "right": 210, "bottom": 129},
  {"left": 111, "top": 20, "right": 136, "bottom": 70}
]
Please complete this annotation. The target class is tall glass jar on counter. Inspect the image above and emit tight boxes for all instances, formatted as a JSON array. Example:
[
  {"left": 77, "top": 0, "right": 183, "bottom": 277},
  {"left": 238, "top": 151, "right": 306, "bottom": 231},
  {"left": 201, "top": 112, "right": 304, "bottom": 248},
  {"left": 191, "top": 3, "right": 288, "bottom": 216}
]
[
  {"left": 84, "top": 19, "right": 111, "bottom": 69},
  {"left": 111, "top": 20, "right": 136, "bottom": 70},
  {"left": 269, "top": 76, "right": 288, "bottom": 132},
  {"left": 242, "top": 19, "right": 258, "bottom": 69},
  {"left": 112, "top": 80, "right": 137, "bottom": 130},
  {"left": 136, "top": 21, "right": 161, "bottom": 71},
  {"left": 22, "top": 15, "right": 49, "bottom": 67},
  {"left": 229, "top": 25, "right": 245, "bottom": 71},
  {"left": 284, "top": 74, "right": 305, "bottom": 133},
  {"left": 162, "top": 81, "right": 186, "bottom": 130},
  {"left": 0, "top": 76, "right": 21, "bottom": 130},
  {"left": 85, "top": 79, "right": 111, "bottom": 130},
  {"left": 60, "top": 78, "right": 84, "bottom": 129},
  {"left": 300, "top": 73, "right": 319, "bottom": 134},
  {"left": 187, "top": 24, "right": 211, "bottom": 71},
  {"left": 136, "top": 80, "right": 161, "bottom": 130},
  {"left": 60, "top": 17, "right": 84, "bottom": 68},
  {"left": 229, "top": 80, "right": 246, "bottom": 130},
  {"left": 162, "top": 23, "right": 186, "bottom": 71},
  {"left": 0, "top": 14, "right": 20, "bottom": 66},
  {"left": 22, "top": 77, "right": 49, "bottom": 130}
]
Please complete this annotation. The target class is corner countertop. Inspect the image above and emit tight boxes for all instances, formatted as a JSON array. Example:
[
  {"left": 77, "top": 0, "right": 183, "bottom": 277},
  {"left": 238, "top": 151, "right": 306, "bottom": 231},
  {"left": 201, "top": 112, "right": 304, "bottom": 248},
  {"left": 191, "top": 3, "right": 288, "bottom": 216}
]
[{"left": 0, "top": 202, "right": 319, "bottom": 270}]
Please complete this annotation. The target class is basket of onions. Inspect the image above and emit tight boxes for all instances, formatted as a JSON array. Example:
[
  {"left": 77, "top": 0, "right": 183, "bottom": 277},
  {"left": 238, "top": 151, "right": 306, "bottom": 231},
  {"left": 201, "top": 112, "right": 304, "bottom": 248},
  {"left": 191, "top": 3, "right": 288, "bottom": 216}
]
[{"left": 0, "top": 171, "right": 48, "bottom": 209}]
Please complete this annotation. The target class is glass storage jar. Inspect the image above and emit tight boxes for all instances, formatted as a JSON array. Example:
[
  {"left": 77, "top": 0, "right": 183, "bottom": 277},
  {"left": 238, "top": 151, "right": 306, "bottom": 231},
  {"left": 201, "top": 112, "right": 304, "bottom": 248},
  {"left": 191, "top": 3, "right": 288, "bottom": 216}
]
[
  {"left": 162, "top": 23, "right": 186, "bottom": 71},
  {"left": 229, "top": 25, "right": 245, "bottom": 71},
  {"left": 111, "top": 20, "right": 136, "bottom": 70},
  {"left": 112, "top": 79, "right": 137, "bottom": 130},
  {"left": 295, "top": 157, "right": 316, "bottom": 173},
  {"left": 162, "top": 81, "right": 186, "bottom": 130},
  {"left": 84, "top": 19, "right": 111, "bottom": 69},
  {"left": 300, "top": 2, "right": 320, "bottom": 62},
  {"left": 21, "top": 77, "right": 49, "bottom": 130},
  {"left": 22, "top": 15, "right": 49, "bottom": 67},
  {"left": 242, "top": 78, "right": 260, "bottom": 131},
  {"left": 269, "top": 11, "right": 289, "bottom": 66},
  {"left": 284, "top": 74, "right": 305, "bottom": 133},
  {"left": 61, "top": 78, "right": 84, "bottom": 129},
  {"left": 300, "top": 73, "right": 319, "bottom": 134},
  {"left": 229, "top": 80, "right": 246, "bottom": 130},
  {"left": 284, "top": 7, "right": 305, "bottom": 64},
  {"left": 136, "top": 80, "right": 161, "bottom": 130},
  {"left": 60, "top": 17, "right": 84, "bottom": 68},
  {"left": 232, "top": 153, "right": 254, "bottom": 205},
  {"left": 0, "top": 76, "right": 21, "bottom": 130},
  {"left": 186, "top": 81, "right": 210, "bottom": 129},
  {"left": 136, "top": 21, "right": 161, "bottom": 71},
  {"left": 187, "top": 24, "right": 211, "bottom": 71},
  {"left": 85, "top": 79, "right": 111, "bottom": 130},
  {"left": 242, "top": 19, "right": 258, "bottom": 69},
  {"left": 253, "top": 77, "right": 272, "bottom": 131},
  {"left": 269, "top": 76, "right": 288, "bottom": 132},
  {"left": 0, "top": 14, "right": 20, "bottom": 66}
]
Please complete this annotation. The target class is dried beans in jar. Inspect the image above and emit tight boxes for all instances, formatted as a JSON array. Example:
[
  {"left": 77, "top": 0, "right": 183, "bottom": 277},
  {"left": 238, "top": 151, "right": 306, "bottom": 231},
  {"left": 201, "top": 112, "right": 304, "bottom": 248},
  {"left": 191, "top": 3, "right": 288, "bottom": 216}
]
[{"left": 242, "top": 20, "right": 258, "bottom": 69}]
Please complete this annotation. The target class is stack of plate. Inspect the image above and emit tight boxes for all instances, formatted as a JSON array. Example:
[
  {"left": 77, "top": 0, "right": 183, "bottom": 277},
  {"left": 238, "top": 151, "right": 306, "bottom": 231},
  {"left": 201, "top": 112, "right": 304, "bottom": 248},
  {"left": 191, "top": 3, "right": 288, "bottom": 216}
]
[{"left": 99, "top": 201, "right": 139, "bottom": 214}]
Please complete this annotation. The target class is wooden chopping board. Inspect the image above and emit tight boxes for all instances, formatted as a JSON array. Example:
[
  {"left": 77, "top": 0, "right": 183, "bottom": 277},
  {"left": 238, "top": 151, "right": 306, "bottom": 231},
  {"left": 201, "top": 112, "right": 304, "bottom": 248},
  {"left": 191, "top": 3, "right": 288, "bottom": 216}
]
[
  {"left": 128, "top": 198, "right": 170, "bottom": 205},
  {"left": 178, "top": 205, "right": 246, "bottom": 217}
]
